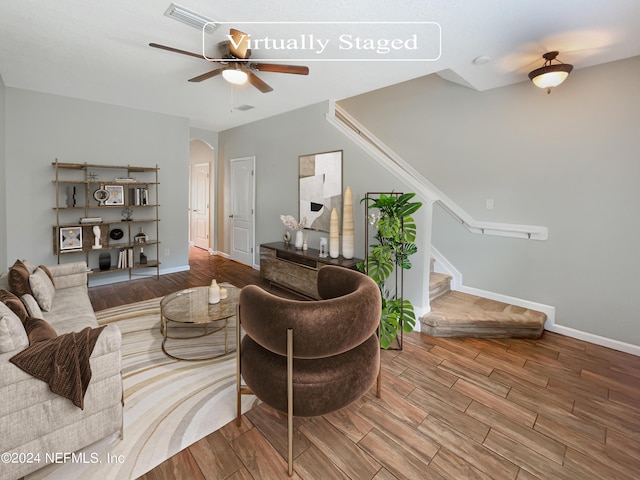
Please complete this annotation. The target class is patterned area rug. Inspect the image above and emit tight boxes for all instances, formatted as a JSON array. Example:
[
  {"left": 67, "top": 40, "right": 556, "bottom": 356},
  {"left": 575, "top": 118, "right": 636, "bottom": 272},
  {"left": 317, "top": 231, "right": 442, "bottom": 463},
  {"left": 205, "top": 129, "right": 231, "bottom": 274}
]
[{"left": 27, "top": 297, "right": 257, "bottom": 480}]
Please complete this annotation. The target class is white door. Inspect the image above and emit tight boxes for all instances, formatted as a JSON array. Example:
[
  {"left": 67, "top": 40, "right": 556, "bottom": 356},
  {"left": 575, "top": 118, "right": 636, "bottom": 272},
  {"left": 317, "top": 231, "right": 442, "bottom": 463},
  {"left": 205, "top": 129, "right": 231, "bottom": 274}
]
[
  {"left": 230, "top": 157, "right": 255, "bottom": 266},
  {"left": 190, "top": 163, "right": 210, "bottom": 250}
]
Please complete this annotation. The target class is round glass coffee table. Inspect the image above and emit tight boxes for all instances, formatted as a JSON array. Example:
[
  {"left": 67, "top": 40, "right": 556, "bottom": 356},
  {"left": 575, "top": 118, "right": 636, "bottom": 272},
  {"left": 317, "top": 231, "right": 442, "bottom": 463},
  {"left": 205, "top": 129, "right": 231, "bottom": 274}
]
[{"left": 160, "top": 283, "right": 240, "bottom": 361}]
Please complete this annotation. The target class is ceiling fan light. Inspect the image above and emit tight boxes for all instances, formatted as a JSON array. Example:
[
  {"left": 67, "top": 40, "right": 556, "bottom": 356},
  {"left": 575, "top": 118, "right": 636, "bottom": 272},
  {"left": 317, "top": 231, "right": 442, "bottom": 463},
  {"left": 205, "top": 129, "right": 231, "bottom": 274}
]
[
  {"left": 222, "top": 68, "right": 249, "bottom": 85},
  {"left": 528, "top": 52, "right": 573, "bottom": 93}
]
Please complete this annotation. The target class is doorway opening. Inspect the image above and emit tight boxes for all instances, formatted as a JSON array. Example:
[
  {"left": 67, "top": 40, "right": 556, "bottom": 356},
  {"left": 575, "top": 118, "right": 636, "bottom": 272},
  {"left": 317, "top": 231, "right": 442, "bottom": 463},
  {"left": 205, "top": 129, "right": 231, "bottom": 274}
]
[{"left": 189, "top": 139, "right": 215, "bottom": 253}]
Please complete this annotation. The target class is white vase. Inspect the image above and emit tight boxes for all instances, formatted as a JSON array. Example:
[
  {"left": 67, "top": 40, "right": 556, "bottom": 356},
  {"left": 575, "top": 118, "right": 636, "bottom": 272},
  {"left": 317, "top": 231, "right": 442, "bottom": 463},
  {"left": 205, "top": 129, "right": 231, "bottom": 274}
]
[
  {"left": 329, "top": 207, "right": 339, "bottom": 258},
  {"left": 294, "top": 230, "right": 304, "bottom": 249},
  {"left": 342, "top": 186, "right": 354, "bottom": 259},
  {"left": 208, "top": 279, "right": 220, "bottom": 304}
]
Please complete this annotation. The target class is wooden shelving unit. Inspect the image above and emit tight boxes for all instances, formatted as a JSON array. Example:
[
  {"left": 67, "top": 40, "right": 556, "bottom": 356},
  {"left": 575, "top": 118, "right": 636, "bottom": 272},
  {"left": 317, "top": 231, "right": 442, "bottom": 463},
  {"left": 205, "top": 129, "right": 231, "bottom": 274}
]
[{"left": 52, "top": 160, "right": 160, "bottom": 282}]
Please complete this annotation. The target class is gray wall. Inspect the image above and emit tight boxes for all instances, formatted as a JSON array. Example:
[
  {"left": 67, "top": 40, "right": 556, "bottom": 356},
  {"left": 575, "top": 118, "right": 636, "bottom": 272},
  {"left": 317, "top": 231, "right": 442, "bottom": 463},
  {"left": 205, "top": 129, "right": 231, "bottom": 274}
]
[
  {"left": 339, "top": 56, "right": 640, "bottom": 346},
  {"left": 3, "top": 88, "right": 190, "bottom": 278},
  {"left": 218, "top": 101, "right": 429, "bottom": 308},
  {"left": 0, "top": 73, "right": 6, "bottom": 271},
  {"left": 0, "top": 75, "right": 7, "bottom": 268}
]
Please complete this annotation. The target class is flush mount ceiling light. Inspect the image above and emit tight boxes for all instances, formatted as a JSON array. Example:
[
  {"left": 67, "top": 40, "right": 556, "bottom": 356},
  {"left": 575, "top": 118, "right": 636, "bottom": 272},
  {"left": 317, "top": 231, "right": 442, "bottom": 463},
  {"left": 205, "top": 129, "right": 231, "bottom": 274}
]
[
  {"left": 222, "top": 65, "right": 249, "bottom": 85},
  {"left": 528, "top": 51, "right": 573, "bottom": 94},
  {"left": 164, "top": 3, "right": 219, "bottom": 34}
]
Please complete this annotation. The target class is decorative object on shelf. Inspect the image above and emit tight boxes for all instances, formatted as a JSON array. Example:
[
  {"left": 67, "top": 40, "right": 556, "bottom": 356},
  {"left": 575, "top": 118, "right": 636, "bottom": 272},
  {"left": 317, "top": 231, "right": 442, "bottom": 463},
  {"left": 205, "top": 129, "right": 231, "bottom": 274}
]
[
  {"left": 280, "top": 214, "right": 306, "bottom": 250},
  {"left": 93, "top": 188, "right": 109, "bottom": 206},
  {"left": 121, "top": 207, "right": 133, "bottom": 221},
  {"left": 139, "top": 248, "right": 147, "bottom": 265},
  {"left": 283, "top": 230, "right": 291, "bottom": 245},
  {"left": 92, "top": 225, "right": 102, "bottom": 249},
  {"left": 329, "top": 207, "right": 339, "bottom": 258},
  {"left": 342, "top": 185, "right": 354, "bottom": 259},
  {"left": 105, "top": 185, "right": 124, "bottom": 205},
  {"left": 67, "top": 186, "right": 77, "bottom": 207},
  {"left": 220, "top": 287, "right": 228, "bottom": 299},
  {"left": 319, "top": 237, "right": 328, "bottom": 258},
  {"left": 87, "top": 171, "right": 98, "bottom": 182},
  {"left": 280, "top": 214, "right": 306, "bottom": 231},
  {"left": 357, "top": 192, "right": 422, "bottom": 349},
  {"left": 115, "top": 177, "right": 136, "bottom": 183},
  {"left": 299, "top": 150, "right": 342, "bottom": 232},
  {"left": 60, "top": 227, "right": 83, "bottom": 251},
  {"left": 208, "top": 279, "right": 221, "bottom": 304},
  {"left": 99, "top": 252, "right": 111, "bottom": 271},
  {"left": 303, "top": 233, "right": 309, "bottom": 251},
  {"left": 109, "top": 228, "right": 124, "bottom": 241},
  {"left": 134, "top": 227, "right": 147, "bottom": 244}
]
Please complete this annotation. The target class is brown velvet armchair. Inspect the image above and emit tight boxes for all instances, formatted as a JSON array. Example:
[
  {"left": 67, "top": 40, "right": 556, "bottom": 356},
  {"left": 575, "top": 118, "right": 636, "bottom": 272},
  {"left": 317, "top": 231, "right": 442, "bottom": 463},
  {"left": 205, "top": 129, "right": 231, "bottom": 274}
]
[{"left": 236, "top": 265, "right": 382, "bottom": 476}]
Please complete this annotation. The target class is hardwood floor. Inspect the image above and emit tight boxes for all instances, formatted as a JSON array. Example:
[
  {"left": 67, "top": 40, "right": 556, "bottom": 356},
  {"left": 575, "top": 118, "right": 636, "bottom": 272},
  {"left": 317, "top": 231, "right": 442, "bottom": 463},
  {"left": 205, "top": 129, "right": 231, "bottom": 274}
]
[{"left": 92, "top": 247, "right": 640, "bottom": 480}]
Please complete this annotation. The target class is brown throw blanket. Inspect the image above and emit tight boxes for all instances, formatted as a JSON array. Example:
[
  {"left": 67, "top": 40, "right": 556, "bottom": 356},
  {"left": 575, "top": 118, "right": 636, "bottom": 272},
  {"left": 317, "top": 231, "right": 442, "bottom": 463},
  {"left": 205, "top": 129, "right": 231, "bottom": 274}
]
[{"left": 10, "top": 326, "right": 106, "bottom": 409}]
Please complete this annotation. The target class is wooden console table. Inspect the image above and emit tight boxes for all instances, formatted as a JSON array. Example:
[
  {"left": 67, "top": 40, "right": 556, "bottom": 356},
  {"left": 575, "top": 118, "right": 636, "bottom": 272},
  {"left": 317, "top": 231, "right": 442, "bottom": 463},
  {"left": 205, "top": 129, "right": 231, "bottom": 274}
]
[{"left": 260, "top": 242, "right": 363, "bottom": 299}]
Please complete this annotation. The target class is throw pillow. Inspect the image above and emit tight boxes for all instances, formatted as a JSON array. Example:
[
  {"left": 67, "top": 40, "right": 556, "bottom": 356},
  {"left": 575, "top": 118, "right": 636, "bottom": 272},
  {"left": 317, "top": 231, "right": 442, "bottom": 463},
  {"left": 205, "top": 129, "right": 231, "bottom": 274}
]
[
  {"left": 0, "top": 303, "right": 28, "bottom": 353},
  {"left": 29, "top": 268, "right": 56, "bottom": 312},
  {"left": 23, "top": 317, "right": 57, "bottom": 344},
  {"left": 20, "top": 294, "right": 44, "bottom": 319},
  {"left": 0, "top": 289, "right": 28, "bottom": 322},
  {"left": 39, "top": 265, "right": 56, "bottom": 287},
  {"left": 8, "top": 259, "right": 32, "bottom": 297}
]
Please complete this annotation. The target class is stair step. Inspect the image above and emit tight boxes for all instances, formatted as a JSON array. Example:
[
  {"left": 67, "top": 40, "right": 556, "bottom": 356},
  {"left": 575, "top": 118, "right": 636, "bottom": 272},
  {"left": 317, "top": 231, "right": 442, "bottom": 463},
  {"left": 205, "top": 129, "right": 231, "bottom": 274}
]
[
  {"left": 429, "top": 272, "right": 452, "bottom": 301},
  {"left": 421, "top": 291, "right": 546, "bottom": 338}
]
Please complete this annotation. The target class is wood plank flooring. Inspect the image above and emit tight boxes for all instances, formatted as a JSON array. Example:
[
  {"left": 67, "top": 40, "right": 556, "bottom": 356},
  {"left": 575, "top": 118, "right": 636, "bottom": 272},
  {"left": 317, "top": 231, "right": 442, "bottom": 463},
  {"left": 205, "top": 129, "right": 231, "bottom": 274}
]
[{"left": 92, "top": 247, "right": 640, "bottom": 480}]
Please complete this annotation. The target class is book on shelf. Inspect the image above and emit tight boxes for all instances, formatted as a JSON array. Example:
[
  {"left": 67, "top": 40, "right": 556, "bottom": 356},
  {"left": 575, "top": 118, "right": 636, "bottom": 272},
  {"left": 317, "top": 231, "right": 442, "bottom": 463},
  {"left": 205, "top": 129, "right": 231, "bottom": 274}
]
[
  {"left": 80, "top": 217, "right": 103, "bottom": 224},
  {"left": 114, "top": 177, "right": 136, "bottom": 183},
  {"left": 129, "top": 187, "right": 149, "bottom": 206},
  {"left": 117, "top": 247, "right": 135, "bottom": 269}
]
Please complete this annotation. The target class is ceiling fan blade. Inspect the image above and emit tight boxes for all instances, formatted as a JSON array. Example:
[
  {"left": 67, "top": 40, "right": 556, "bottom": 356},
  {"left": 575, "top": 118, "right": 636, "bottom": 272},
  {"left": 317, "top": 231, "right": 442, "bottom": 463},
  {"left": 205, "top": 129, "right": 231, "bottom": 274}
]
[
  {"left": 228, "top": 28, "right": 251, "bottom": 59},
  {"left": 188, "top": 69, "right": 223, "bottom": 82},
  {"left": 247, "top": 72, "right": 273, "bottom": 93},
  {"left": 149, "top": 42, "right": 203, "bottom": 60},
  {"left": 251, "top": 63, "right": 309, "bottom": 75}
]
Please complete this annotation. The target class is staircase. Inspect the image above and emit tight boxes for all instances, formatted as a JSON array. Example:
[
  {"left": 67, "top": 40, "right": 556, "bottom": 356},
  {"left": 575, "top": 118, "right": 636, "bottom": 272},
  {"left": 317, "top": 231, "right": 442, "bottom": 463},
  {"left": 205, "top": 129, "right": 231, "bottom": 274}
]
[{"left": 421, "top": 262, "right": 546, "bottom": 339}]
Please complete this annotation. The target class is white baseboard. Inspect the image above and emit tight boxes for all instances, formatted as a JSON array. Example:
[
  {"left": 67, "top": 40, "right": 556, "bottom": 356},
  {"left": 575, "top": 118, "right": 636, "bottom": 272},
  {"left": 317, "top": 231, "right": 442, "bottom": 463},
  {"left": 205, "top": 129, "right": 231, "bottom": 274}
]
[
  {"left": 160, "top": 265, "right": 190, "bottom": 275},
  {"left": 213, "top": 250, "right": 230, "bottom": 259},
  {"left": 545, "top": 321, "right": 640, "bottom": 356}
]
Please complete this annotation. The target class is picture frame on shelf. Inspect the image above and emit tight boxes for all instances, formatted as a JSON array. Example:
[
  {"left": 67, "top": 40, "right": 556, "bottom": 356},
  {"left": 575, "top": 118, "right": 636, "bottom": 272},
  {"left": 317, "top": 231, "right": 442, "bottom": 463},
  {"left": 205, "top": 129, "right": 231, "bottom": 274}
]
[
  {"left": 60, "top": 226, "right": 83, "bottom": 251},
  {"left": 104, "top": 185, "right": 124, "bottom": 205}
]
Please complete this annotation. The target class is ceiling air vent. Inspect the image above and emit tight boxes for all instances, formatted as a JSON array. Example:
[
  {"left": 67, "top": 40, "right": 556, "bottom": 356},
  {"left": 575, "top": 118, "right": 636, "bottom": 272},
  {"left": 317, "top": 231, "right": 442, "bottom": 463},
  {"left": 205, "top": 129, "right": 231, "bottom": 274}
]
[
  {"left": 234, "top": 104, "right": 255, "bottom": 111},
  {"left": 164, "top": 3, "right": 219, "bottom": 34}
]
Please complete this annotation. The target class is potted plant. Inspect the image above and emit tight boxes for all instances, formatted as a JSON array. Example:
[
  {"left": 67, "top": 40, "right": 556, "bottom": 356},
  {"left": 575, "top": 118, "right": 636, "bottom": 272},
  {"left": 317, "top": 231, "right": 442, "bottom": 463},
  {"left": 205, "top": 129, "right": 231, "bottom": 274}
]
[{"left": 357, "top": 192, "right": 422, "bottom": 349}]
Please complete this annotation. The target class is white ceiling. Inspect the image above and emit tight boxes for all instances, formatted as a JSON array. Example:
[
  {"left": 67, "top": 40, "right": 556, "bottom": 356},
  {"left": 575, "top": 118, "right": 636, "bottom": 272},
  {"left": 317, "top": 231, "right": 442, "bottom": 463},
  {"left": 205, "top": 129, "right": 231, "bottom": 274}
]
[{"left": 1, "top": 0, "right": 638, "bottom": 132}]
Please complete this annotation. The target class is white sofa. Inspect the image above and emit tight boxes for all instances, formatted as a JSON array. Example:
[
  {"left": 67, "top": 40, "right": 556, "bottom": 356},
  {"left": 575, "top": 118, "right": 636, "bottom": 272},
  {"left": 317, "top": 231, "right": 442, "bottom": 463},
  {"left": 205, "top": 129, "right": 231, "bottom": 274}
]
[{"left": 0, "top": 261, "right": 123, "bottom": 480}]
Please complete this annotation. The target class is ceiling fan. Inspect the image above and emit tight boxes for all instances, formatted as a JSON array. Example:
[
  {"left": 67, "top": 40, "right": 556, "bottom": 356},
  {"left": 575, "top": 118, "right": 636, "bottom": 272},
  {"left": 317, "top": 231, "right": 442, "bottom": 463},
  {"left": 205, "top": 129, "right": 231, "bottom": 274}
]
[{"left": 149, "top": 28, "right": 309, "bottom": 93}]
